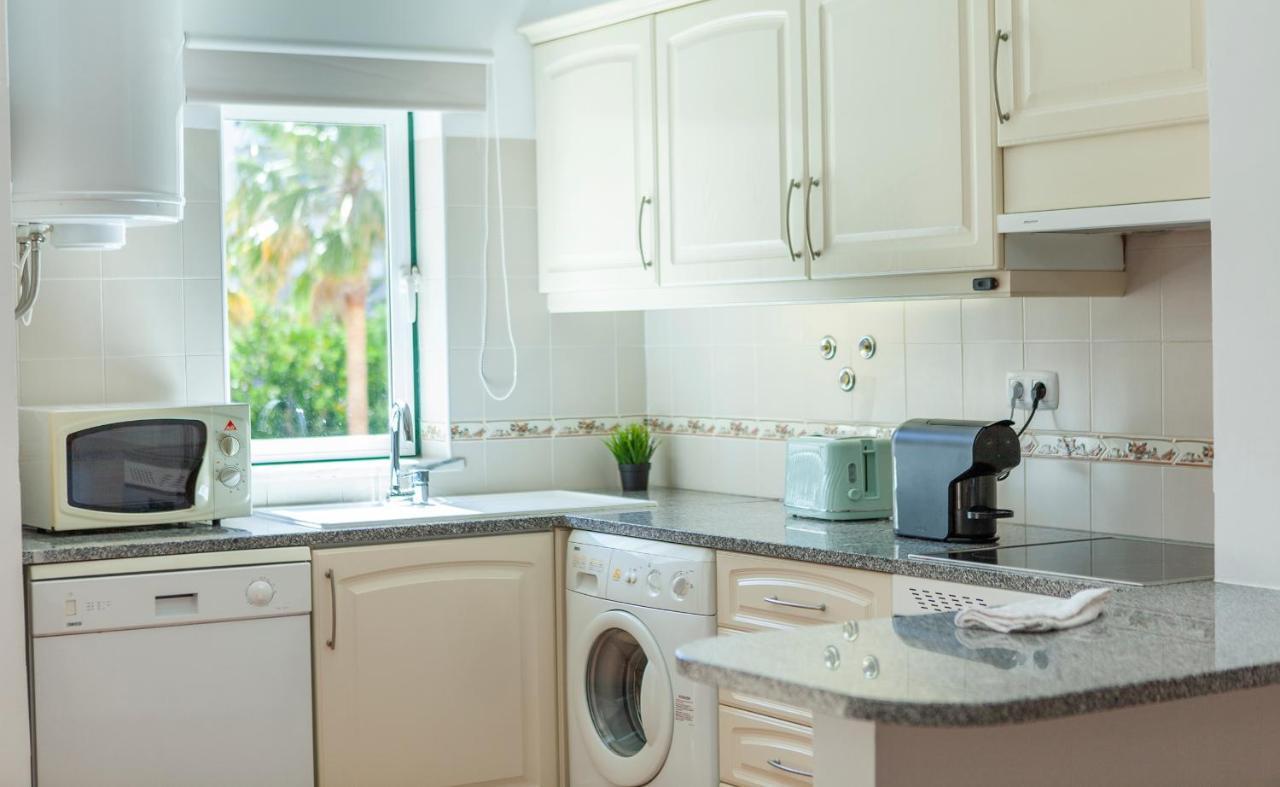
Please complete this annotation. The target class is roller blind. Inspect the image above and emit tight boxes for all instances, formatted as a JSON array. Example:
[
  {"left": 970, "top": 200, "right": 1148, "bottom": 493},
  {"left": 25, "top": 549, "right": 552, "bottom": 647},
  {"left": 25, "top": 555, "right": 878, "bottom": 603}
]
[{"left": 184, "top": 41, "right": 488, "bottom": 111}]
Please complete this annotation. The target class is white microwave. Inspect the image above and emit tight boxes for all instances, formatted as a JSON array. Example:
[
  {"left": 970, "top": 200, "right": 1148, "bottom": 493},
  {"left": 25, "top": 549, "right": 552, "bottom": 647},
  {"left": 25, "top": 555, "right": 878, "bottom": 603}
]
[{"left": 19, "top": 403, "right": 252, "bottom": 531}]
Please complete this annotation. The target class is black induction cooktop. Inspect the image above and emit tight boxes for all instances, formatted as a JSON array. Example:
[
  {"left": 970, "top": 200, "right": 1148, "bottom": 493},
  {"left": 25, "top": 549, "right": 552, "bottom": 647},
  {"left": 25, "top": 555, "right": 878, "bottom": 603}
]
[{"left": 908, "top": 536, "right": 1214, "bottom": 586}]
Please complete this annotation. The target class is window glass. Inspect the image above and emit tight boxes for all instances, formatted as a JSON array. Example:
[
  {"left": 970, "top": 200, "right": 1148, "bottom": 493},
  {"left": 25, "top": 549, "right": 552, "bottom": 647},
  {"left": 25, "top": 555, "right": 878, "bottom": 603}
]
[{"left": 223, "top": 119, "right": 392, "bottom": 442}]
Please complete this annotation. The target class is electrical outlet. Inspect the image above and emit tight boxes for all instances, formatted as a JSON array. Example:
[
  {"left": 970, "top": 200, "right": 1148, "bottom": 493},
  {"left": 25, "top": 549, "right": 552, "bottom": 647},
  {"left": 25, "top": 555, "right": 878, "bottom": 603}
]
[{"left": 1005, "top": 370, "right": 1059, "bottom": 411}]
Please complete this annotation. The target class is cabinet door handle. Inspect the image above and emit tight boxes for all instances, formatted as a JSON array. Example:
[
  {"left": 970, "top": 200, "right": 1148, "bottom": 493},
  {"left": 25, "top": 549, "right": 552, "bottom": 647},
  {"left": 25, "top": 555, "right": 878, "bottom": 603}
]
[
  {"left": 768, "top": 758, "right": 814, "bottom": 779},
  {"left": 993, "top": 29, "right": 1011, "bottom": 124},
  {"left": 324, "top": 568, "right": 337, "bottom": 650},
  {"left": 637, "top": 195, "right": 653, "bottom": 269},
  {"left": 804, "top": 177, "right": 822, "bottom": 259},
  {"left": 784, "top": 179, "right": 802, "bottom": 260},
  {"left": 764, "top": 595, "right": 827, "bottom": 612}
]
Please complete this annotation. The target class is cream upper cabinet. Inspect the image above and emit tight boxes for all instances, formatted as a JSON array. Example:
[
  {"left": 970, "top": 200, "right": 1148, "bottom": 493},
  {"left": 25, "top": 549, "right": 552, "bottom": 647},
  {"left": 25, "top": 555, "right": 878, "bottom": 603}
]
[
  {"left": 805, "top": 0, "right": 997, "bottom": 277},
  {"left": 534, "top": 18, "right": 658, "bottom": 293},
  {"left": 655, "top": 0, "right": 808, "bottom": 286},
  {"left": 312, "top": 533, "right": 557, "bottom": 787},
  {"left": 994, "top": 0, "right": 1207, "bottom": 147}
]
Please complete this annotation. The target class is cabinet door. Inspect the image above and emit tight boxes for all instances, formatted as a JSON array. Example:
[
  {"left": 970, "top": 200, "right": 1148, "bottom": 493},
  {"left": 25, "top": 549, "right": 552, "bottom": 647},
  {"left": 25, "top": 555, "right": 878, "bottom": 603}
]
[
  {"left": 719, "top": 705, "right": 815, "bottom": 786},
  {"left": 313, "top": 533, "right": 556, "bottom": 787},
  {"left": 805, "top": 0, "right": 997, "bottom": 277},
  {"left": 534, "top": 18, "right": 658, "bottom": 293},
  {"left": 995, "top": 0, "right": 1207, "bottom": 147},
  {"left": 656, "top": 0, "right": 807, "bottom": 286}
]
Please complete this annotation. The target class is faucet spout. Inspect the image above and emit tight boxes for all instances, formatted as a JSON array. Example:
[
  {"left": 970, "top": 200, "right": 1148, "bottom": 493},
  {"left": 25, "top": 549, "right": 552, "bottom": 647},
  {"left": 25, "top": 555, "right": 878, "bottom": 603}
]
[{"left": 388, "top": 402, "right": 411, "bottom": 499}]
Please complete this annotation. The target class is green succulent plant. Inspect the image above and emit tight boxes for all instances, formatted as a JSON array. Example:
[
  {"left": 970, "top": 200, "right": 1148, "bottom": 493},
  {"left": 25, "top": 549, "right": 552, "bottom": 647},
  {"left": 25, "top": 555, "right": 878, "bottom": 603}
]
[{"left": 603, "top": 423, "right": 659, "bottom": 466}]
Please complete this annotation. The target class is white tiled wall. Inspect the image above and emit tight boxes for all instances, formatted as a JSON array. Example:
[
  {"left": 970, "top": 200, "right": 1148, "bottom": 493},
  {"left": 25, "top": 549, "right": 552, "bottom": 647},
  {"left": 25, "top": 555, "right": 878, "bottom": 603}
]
[
  {"left": 644, "top": 230, "right": 1214, "bottom": 543},
  {"left": 18, "top": 128, "right": 226, "bottom": 407},
  {"left": 416, "top": 134, "right": 645, "bottom": 497}
]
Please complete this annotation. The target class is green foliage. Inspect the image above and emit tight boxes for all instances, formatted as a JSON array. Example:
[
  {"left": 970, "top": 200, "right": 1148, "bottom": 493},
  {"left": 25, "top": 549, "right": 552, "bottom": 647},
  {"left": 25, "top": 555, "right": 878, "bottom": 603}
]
[
  {"left": 603, "top": 423, "right": 658, "bottom": 466},
  {"left": 223, "top": 118, "right": 393, "bottom": 441},
  {"left": 229, "top": 302, "right": 389, "bottom": 438}
]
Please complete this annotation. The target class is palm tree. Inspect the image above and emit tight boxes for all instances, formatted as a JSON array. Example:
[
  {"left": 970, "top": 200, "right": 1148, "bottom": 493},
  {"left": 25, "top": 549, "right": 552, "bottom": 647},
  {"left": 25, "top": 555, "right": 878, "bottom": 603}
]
[{"left": 224, "top": 120, "right": 388, "bottom": 435}]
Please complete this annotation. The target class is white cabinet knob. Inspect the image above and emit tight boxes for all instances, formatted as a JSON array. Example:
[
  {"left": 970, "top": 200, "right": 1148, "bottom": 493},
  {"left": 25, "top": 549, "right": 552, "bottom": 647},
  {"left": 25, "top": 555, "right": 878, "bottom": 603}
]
[{"left": 245, "top": 579, "right": 275, "bottom": 607}]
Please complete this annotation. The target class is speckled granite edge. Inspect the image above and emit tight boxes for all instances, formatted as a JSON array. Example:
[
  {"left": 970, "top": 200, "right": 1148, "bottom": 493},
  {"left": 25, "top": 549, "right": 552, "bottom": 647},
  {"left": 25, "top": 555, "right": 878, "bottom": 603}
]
[
  {"left": 563, "top": 515, "right": 1096, "bottom": 597},
  {"left": 20, "top": 516, "right": 563, "bottom": 565},
  {"left": 25, "top": 508, "right": 1098, "bottom": 599},
  {"left": 675, "top": 654, "right": 1280, "bottom": 727}
]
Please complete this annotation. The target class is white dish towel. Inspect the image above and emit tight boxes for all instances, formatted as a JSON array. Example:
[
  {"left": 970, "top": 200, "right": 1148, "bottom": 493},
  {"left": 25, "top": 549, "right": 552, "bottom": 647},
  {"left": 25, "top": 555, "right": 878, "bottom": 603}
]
[{"left": 953, "top": 587, "right": 1113, "bottom": 633}]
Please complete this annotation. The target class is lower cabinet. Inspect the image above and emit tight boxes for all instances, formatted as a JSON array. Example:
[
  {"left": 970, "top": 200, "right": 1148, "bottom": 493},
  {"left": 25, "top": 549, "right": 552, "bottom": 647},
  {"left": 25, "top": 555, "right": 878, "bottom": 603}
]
[
  {"left": 719, "top": 706, "right": 816, "bottom": 786},
  {"left": 715, "top": 552, "right": 890, "bottom": 786},
  {"left": 312, "top": 533, "right": 557, "bottom": 787}
]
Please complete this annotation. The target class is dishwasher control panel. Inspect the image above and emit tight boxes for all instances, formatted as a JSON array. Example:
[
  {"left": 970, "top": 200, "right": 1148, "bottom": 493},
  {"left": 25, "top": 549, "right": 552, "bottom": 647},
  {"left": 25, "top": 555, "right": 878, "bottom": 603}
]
[{"left": 30, "top": 562, "right": 312, "bottom": 636}]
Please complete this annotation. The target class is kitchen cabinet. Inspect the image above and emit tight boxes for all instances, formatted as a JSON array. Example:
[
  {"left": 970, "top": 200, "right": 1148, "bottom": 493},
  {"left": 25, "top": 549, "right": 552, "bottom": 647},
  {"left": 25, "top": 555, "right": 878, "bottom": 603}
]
[
  {"left": 533, "top": 18, "right": 658, "bottom": 293},
  {"left": 719, "top": 705, "right": 815, "bottom": 786},
  {"left": 995, "top": 0, "right": 1209, "bottom": 211},
  {"left": 655, "top": 0, "right": 808, "bottom": 286},
  {"left": 805, "top": 0, "right": 998, "bottom": 277},
  {"left": 312, "top": 533, "right": 557, "bottom": 787},
  {"left": 715, "top": 551, "right": 890, "bottom": 785}
]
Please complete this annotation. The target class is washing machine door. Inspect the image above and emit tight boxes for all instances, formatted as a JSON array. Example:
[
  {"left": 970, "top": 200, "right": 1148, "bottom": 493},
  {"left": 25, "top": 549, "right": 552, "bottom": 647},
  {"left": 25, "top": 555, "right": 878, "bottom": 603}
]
[{"left": 572, "top": 609, "right": 674, "bottom": 786}]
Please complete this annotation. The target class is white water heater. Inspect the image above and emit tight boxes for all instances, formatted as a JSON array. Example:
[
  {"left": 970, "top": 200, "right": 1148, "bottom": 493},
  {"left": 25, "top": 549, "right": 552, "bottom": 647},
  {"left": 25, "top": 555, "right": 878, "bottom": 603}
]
[{"left": 9, "top": 0, "right": 184, "bottom": 250}]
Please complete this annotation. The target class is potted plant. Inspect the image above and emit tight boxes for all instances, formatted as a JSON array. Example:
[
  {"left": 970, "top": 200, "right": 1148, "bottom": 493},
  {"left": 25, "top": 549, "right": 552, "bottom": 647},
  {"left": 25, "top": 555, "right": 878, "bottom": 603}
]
[{"left": 603, "top": 422, "right": 658, "bottom": 492}]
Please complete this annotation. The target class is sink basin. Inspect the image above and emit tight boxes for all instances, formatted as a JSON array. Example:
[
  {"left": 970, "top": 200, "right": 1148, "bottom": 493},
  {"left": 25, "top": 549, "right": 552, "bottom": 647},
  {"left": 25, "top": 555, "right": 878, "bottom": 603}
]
[{"left": 258, "top": 490, "right": 655, "bottom": 529}]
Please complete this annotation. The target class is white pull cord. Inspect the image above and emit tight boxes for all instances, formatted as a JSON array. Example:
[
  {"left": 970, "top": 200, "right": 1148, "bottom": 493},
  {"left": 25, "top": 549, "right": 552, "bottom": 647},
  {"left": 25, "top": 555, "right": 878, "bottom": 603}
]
[{"left": 477, "top": 62, "right": 518, "bottom": 401}]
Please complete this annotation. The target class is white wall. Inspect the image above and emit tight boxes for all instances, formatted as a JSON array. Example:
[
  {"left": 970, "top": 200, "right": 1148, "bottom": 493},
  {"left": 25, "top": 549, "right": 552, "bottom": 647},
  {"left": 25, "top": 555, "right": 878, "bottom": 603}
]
[
  {"left": 1207, "top": 1, "right": 1280, "bottom": 586},
  {"left": 0, "top": 0, "right": 33, "bottom": 778},
  {"left": 644, "top": 231, "right": 1215, "bottom": 543},
  {"left": 182, "top": 0, "right": 612, "bottom": 139}
]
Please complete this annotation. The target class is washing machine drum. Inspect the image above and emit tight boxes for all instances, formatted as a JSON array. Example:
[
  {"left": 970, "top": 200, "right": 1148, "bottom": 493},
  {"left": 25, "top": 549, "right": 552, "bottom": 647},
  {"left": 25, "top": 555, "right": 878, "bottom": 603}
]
[{"left": 573, "top": 609, "right": 674, "bottom": 786}]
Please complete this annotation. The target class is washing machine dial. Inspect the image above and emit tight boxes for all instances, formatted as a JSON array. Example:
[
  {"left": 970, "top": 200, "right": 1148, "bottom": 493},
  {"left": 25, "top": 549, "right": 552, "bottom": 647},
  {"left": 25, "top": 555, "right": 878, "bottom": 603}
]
[
  {"left": 245, "top": 579, "right": 276, "bottom": 607},
  {"left": 671, "top": 574, "right": 692, "bottom": 600},
  {"left": 646, "top": 569, "right": 662, "bottom": 595}
]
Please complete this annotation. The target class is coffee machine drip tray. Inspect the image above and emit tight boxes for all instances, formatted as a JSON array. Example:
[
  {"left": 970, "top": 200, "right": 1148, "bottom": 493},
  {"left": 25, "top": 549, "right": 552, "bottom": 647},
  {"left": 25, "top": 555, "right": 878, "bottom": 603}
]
[{"left": 909, "top": 537, "right": 1213, "bottom": 586}]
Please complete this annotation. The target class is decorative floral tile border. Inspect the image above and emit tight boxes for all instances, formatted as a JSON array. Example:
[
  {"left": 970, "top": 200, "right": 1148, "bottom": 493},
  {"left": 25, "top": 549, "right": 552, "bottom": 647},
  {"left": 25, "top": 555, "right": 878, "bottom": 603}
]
[{"left": 445, "top": 415, "right": 1213, "bottom": 468}]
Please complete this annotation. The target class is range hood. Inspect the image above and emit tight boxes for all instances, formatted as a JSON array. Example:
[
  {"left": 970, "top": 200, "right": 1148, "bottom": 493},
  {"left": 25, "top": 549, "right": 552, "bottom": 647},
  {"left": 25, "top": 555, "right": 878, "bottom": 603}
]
[{"left": 998, "top": 197, "right": 1210, "bottom": 234}]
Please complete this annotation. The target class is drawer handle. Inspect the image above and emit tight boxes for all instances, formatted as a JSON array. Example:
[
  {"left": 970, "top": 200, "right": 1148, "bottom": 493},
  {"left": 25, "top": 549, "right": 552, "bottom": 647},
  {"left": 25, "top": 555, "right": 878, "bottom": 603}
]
[
  {"left": 764, "top": 595, "right": 827, "bottom": 612},
  {"left": 325, "top": 569, "right": 337, "bottom": 650},
  {"left": 768, "top": 758, "right": 814, "bottom": 779}
]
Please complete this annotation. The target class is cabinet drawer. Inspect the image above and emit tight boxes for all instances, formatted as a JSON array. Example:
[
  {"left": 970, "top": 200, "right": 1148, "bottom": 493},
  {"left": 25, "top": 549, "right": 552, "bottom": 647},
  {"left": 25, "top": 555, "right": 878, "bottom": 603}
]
[
  {"left": 716, "top": 552, "right": 891, "bottom": 632},
  {"left": 716, "top": 628, "right": 812, "bottom": 727},
  {"left": 719, "top": 705, "right": 814, "bottom": 786}
]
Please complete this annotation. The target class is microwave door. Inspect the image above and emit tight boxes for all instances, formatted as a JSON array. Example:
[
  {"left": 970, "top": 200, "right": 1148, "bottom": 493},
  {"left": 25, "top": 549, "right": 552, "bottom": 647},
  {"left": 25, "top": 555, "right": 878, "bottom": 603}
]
[{"left": 65, "top": 419, "right": 209, "bottom": 514}]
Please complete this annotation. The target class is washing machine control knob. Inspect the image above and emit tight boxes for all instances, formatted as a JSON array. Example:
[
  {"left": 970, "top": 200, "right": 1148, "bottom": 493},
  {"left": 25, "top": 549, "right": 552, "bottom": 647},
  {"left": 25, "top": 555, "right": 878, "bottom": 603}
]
[
  {"left": 671, "top": 575, "right": 692, "bottom": 600},
  {"left": 625, "top": 569, "right": 638, "bottom": 585},
  {"left": 646, "top": 569, "right": 662, "bottom": 595}
]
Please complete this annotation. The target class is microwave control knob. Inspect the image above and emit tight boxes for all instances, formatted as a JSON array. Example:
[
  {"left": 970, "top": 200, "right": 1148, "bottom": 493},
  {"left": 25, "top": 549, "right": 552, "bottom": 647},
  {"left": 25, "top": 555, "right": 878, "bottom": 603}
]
[
  {"left": 218, "top": 434, "right": 241, "bottom": 457},
  {"left": 245, "top": 579, "right": 275, "bottom": 607},
  {"left": 218, "top": 466, "right": 243, "bottom": 488}
]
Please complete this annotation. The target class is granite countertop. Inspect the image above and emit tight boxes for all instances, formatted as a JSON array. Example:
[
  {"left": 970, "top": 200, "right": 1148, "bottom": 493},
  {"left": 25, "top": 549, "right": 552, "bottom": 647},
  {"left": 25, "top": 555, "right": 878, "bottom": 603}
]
[
  {"left": 676, "top": 580, "right": 1280, "bottom": 727},
  {"left": 26, "top": 486, "right": 1278, "bottom": 729},
  {"left": 21, "top": 488, "right": 1096, "bottom": 597}
]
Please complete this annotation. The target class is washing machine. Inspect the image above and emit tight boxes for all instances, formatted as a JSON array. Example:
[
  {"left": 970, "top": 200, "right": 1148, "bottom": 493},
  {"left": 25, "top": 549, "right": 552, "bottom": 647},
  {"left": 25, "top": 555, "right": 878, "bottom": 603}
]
[{"left": 566, "top": 530, "right": 718, "bottom": 786}]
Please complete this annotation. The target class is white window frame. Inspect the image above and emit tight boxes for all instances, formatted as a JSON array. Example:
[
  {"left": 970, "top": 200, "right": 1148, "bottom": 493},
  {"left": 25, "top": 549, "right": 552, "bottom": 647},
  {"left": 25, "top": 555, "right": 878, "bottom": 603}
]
[{"left": 219, "top": 105, "right": 417, "bottom": 464}]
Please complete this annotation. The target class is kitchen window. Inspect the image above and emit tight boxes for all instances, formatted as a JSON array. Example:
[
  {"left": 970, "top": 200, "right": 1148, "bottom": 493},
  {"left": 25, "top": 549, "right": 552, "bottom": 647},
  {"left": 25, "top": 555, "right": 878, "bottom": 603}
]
[{"left": 221, "top": 107, "right": 417, "bottom": 463}]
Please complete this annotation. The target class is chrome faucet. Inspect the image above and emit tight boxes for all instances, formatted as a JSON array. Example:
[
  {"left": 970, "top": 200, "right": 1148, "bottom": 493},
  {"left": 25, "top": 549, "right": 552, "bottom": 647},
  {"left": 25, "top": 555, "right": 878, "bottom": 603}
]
[{"left": 388, "top": 402, "right": 464, "bottom": 505}]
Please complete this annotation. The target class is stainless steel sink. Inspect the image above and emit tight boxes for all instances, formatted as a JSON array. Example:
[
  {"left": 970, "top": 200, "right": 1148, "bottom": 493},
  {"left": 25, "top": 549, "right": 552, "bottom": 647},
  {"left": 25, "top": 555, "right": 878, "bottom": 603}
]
[{"left": 258, "top": 490, "right": 655, "bottom": 529}]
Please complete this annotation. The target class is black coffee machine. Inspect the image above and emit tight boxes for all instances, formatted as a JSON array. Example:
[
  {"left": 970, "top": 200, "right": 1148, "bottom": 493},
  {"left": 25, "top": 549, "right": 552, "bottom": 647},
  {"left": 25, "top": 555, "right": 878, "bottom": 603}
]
[{"left": 891, "top": 419, "right": 1021, "bottom": 542}]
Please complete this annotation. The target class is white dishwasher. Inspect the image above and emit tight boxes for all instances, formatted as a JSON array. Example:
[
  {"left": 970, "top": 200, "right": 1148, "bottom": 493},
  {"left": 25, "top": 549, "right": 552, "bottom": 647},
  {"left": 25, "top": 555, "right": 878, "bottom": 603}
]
[{"left": 30, "top": 548, "right": 315, "bottom": 787}]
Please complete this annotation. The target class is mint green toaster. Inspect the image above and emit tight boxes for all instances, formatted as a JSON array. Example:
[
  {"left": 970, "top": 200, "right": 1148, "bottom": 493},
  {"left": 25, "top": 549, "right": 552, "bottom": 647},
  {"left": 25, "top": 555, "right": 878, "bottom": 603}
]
[{"left": 782, "top": 436, "right": 893, "bottom": 521}]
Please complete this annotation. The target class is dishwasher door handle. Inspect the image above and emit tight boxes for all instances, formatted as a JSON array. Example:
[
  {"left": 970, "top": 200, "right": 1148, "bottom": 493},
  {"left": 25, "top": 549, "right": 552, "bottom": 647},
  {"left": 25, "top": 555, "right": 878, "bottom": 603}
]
[{"left": 324, "top": 569, "right": 337, "bottom": 650}]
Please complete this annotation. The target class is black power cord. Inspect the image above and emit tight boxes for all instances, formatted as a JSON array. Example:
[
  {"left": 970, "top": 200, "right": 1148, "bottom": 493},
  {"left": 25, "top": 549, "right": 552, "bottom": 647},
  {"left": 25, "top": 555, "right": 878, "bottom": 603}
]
[{"left": 1016, "top": 382, "right": 1048, "bottom": 437}]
